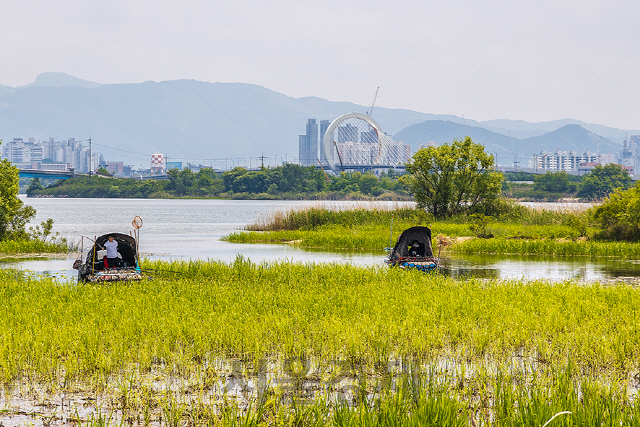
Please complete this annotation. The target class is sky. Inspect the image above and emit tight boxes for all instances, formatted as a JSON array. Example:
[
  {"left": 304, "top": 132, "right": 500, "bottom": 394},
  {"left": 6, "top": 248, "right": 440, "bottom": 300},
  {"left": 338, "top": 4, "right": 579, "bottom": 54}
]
[{"left": 2, "top": 0, "right": 639, "bottom": 130}]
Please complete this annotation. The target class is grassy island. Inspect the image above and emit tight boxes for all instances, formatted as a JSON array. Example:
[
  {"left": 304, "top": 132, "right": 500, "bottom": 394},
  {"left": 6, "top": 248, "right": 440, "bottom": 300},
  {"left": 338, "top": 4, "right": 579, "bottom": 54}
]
[{"left": 222, "top": 202, "right": 640, "bottom": 258}]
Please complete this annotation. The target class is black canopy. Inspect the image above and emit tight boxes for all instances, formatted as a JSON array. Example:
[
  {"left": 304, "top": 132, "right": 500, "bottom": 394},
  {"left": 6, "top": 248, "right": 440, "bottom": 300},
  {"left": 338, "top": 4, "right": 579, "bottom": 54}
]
[
  {"left": 86, "top": 232, "right": 137, "bottom": 266},
  {"left": 389, "top": 226, "right": 433, "bottom": 261}
]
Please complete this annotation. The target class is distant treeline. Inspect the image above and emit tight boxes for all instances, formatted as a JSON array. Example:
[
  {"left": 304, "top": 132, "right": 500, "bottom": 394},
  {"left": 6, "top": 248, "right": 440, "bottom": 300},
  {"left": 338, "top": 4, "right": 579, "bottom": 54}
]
[
  {"left": 502, "top": 165, "right": 633, "bottom": 201},
  {"left": 28, "top": 164, "right": 410, "bottom": 199}
]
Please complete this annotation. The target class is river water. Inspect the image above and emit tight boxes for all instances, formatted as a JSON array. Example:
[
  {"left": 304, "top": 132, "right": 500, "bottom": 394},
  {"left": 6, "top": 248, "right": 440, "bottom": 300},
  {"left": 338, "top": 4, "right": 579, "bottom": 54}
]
[{"left": 3, "top": 197, "right": 640, "bottom": 282}]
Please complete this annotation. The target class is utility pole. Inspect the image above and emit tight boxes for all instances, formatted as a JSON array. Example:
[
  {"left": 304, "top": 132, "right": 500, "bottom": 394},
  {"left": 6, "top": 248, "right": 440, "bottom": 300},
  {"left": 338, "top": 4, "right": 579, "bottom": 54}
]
[{"left": 258, "top": 153, "right": 267, "bottom": 168}]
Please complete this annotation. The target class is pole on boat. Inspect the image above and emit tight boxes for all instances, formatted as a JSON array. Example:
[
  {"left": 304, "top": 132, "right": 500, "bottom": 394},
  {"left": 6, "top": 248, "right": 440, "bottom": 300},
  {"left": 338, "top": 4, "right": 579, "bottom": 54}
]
[
  {"left": 132, "top": 216, "right": 143, "bottom": 271},
  {"left": 91, "top": 235, "right": 96, "bottom": 275}
]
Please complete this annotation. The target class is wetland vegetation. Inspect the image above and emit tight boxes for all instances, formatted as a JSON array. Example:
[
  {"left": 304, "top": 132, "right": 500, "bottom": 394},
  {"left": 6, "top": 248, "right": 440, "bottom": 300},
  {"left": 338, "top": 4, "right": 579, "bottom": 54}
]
[
  {"left": 222, "top": 201, "right": 636, "bottom": 258},
  {"left": 2, "top": 260, "right": 640, "bottom": 425}
]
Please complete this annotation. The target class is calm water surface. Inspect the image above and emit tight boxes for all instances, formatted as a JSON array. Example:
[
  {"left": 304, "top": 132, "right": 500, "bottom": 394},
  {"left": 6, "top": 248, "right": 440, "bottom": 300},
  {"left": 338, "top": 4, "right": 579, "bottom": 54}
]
[{"left": 3, "top": 197, "right": 639, "bottom": 282}]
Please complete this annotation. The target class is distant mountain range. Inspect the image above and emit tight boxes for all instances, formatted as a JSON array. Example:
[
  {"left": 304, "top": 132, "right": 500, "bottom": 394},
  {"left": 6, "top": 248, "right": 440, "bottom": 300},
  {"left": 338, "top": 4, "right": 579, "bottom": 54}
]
[
  {"left": 393, "top": 121, "right": 620, "bottom": 164},
  {"left": 0, "top": 72, "right": 637, "bottom": 165}
]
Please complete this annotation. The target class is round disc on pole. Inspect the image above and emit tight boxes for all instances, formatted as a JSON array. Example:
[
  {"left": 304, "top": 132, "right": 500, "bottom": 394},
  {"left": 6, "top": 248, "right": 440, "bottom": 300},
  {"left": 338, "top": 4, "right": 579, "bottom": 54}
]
[{"left": 132, "top": 216, "right": 143, "bottom": 229}]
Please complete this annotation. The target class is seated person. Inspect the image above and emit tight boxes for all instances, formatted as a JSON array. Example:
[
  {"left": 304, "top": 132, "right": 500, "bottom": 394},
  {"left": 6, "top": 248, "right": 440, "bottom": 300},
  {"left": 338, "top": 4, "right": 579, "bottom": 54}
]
[{"left": 409, "top": 240, "right": 425, "bottom": 257}]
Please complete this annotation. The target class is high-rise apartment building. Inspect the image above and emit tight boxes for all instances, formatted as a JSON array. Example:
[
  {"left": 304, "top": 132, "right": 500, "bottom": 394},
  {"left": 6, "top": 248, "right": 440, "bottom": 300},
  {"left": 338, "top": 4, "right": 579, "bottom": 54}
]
[
  {"left": 319, "top": 120, "right": 330, "bottom": 165},
  {"left": 298, "top": 119, "right": 319, "bottom": 166},
  {"left": 0, "top": 137, "right": 100, "bottom": 172}
]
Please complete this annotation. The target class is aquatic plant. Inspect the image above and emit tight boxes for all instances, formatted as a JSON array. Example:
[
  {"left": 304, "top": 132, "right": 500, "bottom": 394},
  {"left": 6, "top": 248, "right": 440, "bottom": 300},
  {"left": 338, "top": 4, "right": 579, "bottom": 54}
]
[
  {"left": 3, "top": 260, "right": 640, "bottom": 424},
  {"left": 453, "top": 237, "right": 640, "bottom": 258},
  {"left": 0, "top": 238, "right": 68, "bottom": 254}
]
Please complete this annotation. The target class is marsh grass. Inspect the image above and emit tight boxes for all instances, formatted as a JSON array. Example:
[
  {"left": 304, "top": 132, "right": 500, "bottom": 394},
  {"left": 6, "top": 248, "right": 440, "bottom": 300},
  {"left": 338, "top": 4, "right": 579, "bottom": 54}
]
[
  {"left": 226, "top": 205, "right": 612, "bottom": 256},
  {"left": 454, "top": 238, "right": 640, "bottom": 258},
  {"left": 2, "top": 260, "right": 640, "bottom": 382},
  {"left": 0, "top": 238, "right": 68, "bottom": 255},
  {"left": 3, "top": 260, "right": 640, "bottom": 424}
]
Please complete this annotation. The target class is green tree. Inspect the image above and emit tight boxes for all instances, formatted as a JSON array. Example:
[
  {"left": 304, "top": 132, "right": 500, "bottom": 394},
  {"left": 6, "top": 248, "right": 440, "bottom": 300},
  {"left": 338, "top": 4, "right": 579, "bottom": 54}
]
[
  {"left": 222, "top": 167, "right": 247, "bottom": 192},
  {"left": 107, "top": 185, "right": 121, "bottom": 198},
  {"left": 592, "top": 181, "right": 640, "bottom": 240},
  {"left": 0, "top": 156, "right": 36, "bottom": 239},
  {"left": 26, "top": 178, "right": 44, "bottom": 195},
  {"left": 401, "top": 137, "right": 502, "bottom": 218},
  {"left": 577, "top": 163, "right": 631, "bottom": 200},
  {"left": 96, "top": 166, "right": 112, "bottom": 176},
  {"left": 533, "top": 171, "right": 575, "bottom": 193}
]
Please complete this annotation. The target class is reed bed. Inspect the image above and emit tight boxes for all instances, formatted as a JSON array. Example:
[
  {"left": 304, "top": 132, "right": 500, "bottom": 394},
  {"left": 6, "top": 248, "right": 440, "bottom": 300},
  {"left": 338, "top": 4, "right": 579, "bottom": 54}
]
[
  {"left": 247, "top": 203, "right": 418, "bottom": 231},
  {"left": 454, "top": 238, "right": 640, "bottom": 258},
  {"left": 227, "top": 205, "right": 616, "bottom": 259},
  {"left": 68, "top": 370, "right": 640, "bottom": 426},
  {"left": 2, "top": 260, "right": 640, "bottom": 381},
  {"left": 225, "top": 222, "right": 469, "bottom": 250},
  {"left": 0, "top": 238, "right": 68, "bottom": 255},
  {"left": 3, "top": 260, "right": 640, "bottom": 424}
]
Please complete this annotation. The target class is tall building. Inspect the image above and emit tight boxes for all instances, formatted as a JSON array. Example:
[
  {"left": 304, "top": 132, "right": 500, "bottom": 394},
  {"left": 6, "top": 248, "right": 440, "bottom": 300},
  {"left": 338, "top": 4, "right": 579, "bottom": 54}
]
[
  {"left": 319, "top": 120, "right": 330, "bottom": 165},
  {"left": 151, "top": 153, "right": 164, "bottom": 173},
  {"left": 298, "top": 119, "right": 319, "bottom": 166}
]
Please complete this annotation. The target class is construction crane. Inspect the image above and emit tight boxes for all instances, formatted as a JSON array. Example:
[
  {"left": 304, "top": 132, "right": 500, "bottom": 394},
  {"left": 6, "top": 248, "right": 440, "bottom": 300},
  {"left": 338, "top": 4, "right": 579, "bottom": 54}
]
[
  {"left": 366, "top": 87, "right": 379, "bottom": 117},
  {"left": 333, "top": 141, "right": 345, "bottom": 172}
]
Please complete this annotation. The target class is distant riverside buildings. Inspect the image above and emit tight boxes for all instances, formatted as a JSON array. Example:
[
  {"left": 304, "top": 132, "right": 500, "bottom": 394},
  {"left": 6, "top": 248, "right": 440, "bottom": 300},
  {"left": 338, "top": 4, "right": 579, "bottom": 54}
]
[
  {"left": 619, "top": 136, "right": 640, "bottom": 175},
  {"left": 533, "top": 150, "right": 598, "bottom": 172},
  {"left": 299, "top": 119, "right": 319, "bottom": 166},
  {"left": 151, "top": 153, "right": 164, "bottom": 173},
  {"left": 533, "top": 135, "right": 640, "bottom": 176},
  {"left": 106, "top": 161, "right": 124, "bottom": 175},
  {"left": 0, "top": 137, "right": 101, "bottom": 173},
  {"left": 298, "top": 117, "right": 411, "bottom": 169}
]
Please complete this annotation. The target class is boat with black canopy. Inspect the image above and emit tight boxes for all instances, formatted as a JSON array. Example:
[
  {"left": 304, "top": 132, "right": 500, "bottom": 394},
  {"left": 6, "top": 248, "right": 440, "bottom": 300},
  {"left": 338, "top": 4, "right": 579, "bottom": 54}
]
[
  {"left": 73, "top": 216, "right": 145, "bottom": 282},
  {"left": 385, "top": 226, "right": 441, "bottom": 272}
]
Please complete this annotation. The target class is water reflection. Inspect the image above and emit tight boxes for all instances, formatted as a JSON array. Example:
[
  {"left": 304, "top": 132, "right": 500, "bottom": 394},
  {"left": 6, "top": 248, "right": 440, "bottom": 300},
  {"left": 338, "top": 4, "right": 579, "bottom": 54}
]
[{"left": 441, "top": 253, "right": 640, "bottom": 281}]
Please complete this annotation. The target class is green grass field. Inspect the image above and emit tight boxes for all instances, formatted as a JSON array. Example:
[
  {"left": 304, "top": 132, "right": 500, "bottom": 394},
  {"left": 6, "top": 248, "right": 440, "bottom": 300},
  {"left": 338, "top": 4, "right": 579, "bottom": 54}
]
[
  {"left": 0, "top": 238, "right": 69, "bottom": 255},
  {"left": 2, "top": 260, "right": 640, "bottom": 425}
]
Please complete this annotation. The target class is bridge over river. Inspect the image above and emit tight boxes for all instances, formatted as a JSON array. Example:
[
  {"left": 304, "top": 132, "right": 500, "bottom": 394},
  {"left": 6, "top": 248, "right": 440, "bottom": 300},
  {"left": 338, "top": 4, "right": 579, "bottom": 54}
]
[{"left": 18, "top": 169, "right": 75, "bottom": 180}]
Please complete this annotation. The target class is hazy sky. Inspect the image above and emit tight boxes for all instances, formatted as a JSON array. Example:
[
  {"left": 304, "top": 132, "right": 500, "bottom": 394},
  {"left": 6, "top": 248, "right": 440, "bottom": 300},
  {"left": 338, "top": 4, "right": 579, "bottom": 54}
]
[{"left": 2, "top": 0, "right": 639, "bottom": 129}]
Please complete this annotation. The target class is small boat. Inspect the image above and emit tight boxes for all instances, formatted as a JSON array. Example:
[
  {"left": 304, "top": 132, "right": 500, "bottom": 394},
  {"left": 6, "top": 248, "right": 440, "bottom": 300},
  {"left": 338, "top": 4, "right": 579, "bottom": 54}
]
[
  {"left": 74, "top": 232, "right": 143, "bottom": 282},
  {"left": 385, "top": 226, "right": 441, "bottom": 272}
]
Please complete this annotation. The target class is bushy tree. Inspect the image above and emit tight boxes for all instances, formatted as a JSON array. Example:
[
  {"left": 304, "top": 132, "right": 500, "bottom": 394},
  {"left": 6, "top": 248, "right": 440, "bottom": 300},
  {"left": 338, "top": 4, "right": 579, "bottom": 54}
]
[
  {"left": 26, "top": 178, "right": 44, "bottom": 195},
  {"left": 592, "top": 182, "right": 640, "bottom": 240},
  {"left": 0, "top": 156, "right": 36, "bottom": 239},
  {"left": 533, "top": 171, "right": 576, "bottom": 193},
  {"left": 401, "top": 137, "right": 502, "bottom": 218},
  {"left": 577, "top": 164, "right": 631, "bottom": 200}
]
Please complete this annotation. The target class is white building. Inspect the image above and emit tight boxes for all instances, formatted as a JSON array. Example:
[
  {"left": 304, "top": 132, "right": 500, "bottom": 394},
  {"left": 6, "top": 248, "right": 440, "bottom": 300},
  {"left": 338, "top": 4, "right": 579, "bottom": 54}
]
[
  {"left": 0, "top": 137, "right": 101, "bottom": 173},
  {"left": 533, "top": 150, "right": 598, "bottom": 172}
]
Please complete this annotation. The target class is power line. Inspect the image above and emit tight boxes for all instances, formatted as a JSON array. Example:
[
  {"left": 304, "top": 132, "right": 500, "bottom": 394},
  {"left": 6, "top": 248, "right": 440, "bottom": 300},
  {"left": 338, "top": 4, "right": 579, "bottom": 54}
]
[{"left": 90, "top": 142, "right": 153, "bottom": 158}]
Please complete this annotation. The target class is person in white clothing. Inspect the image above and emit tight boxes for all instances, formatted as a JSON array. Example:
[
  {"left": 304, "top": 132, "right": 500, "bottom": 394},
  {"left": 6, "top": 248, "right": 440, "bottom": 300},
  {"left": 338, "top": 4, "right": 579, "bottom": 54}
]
[{"left": 104, "top": 235, "right": 119, "bottom": 269}]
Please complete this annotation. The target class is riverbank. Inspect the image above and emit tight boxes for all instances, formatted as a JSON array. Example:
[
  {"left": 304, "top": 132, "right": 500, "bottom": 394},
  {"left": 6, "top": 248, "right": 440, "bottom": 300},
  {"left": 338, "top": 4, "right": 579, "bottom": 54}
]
[
  {"left": 0, "top": 239, "right": 68, "bottom": 255},
  {"left": 2, "top": 260, "right": 640, "bottom": 425}
]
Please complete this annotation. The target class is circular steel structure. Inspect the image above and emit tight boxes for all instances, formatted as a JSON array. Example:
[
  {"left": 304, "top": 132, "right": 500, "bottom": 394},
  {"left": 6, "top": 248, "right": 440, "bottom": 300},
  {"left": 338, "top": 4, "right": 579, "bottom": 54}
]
[{"left": 322, "top": 112, "right": 385, "bottom": 174}]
